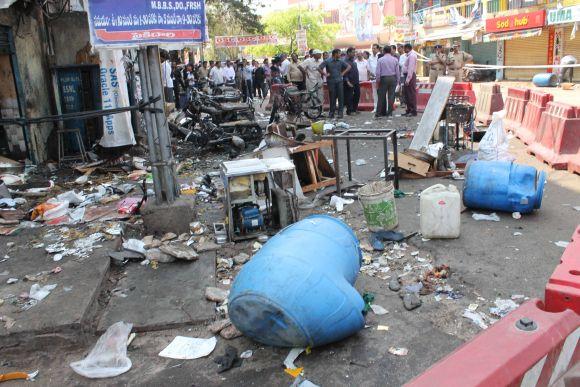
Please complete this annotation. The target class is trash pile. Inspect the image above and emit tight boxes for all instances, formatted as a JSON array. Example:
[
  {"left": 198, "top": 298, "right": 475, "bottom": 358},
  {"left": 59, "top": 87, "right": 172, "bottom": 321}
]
[{"left": 0, "top": 154, "right": 154, "bottom": 236}]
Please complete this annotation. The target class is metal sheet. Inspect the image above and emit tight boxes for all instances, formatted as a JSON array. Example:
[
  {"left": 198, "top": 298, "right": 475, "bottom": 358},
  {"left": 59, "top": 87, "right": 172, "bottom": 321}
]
[{"left": 409, "top": 76, "right": 454, "bottom": 152}]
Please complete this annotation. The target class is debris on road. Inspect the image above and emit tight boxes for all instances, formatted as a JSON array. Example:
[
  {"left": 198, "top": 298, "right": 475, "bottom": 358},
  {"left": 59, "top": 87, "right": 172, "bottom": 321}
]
[
  {"left": 70, "top": 322, "right": 133, "bottom": 379},
  {"left": 29, "top": 283, "right": 57, "bottom": 301},
  {"left": 214, "top": 345, "right": 243, "bottom": 373},
  {"left": 205, "top": 287, "right": 229, "bottom": 303},
  {"left": 158, "top": 336, "right": 217, "bottom": 360},
  {"left": 370, "top": 304, "right": 388, "bottom": 315},
  {"left": 388, "top": 347, "right": 409, "bottom": 356},
  {"left": 472, "top": 212, "right": 501, "bottom": 222}
]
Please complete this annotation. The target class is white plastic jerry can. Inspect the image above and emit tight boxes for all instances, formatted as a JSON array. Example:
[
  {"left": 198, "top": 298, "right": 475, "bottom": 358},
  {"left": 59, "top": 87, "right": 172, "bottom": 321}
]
[{"left": 420, "top": 184, "right": 461, "bottom": 239}]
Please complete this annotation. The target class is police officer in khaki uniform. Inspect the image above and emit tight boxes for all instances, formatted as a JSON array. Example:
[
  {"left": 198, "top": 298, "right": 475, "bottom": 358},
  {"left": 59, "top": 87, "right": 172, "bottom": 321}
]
[
  {"left": 428, "top": 44, "right": 446, "bottom": 83},
  {"left": 447, "top": 42, "right": 473, "bottom": 82}
]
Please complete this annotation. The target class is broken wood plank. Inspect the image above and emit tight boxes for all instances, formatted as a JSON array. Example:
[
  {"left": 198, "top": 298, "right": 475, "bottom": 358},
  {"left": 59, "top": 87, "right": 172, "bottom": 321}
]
[{"left": 409, "top": 76, "right": 454, "bottom": 152}]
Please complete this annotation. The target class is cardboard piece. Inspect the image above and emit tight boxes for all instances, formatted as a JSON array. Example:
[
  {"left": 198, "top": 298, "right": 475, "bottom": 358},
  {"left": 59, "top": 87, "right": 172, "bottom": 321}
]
[
  {"left": 388, "top": 152, "right": 430, "bottom": 177},
  {"left": 410, "top": 76, "right": 455, "bottom": 152}
]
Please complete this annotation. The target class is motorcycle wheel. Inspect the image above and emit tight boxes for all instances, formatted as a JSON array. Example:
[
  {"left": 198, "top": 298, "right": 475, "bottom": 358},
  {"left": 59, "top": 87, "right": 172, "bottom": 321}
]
[{"left": 305, "top": 105, "right": 322, "bottom": 120}]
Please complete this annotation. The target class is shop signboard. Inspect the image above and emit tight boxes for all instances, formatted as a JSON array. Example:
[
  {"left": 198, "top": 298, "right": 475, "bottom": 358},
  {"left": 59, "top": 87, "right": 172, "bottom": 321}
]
[
  {"left": 547, "top": 5, "right": 580, "bottom": 25},
  {"left": 486, "top": 10, "right": 546, "bottom": 33},
  {"left": 214, "top": 35, "right": 278, "bottom": 48},
  {"left": 86, "top": 0, "right": 206, "bottom": 47}
]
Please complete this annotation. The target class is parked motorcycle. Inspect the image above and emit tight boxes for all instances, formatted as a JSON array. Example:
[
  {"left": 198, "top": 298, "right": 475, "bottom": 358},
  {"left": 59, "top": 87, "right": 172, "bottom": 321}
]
[
  {"left": 209, "top": 81, "right": 242, "bottom": 102},
  {"left": 463, "top": 61, "right": 496, "bottom": 82},
  {"left": 188, "top": 88, "right": 254, "bottom": 124},
  {"left": 170, "top": 88, "right": 262, "bottom": 151}
]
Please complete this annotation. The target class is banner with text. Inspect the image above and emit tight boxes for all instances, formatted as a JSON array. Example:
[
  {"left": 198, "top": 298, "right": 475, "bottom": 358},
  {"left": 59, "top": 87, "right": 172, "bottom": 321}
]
[
  {"left": 214, "top": 35, "right": 278, "bottom": 48},
  {"left": 98, "top": 50, "right": 136, "bottom": 148},
  {"left": 86, "top": 0, "right": 205, "bottom": 47}
]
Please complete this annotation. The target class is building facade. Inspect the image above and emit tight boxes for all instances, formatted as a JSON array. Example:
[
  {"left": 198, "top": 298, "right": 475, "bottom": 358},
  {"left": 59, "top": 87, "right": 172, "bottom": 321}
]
[
  {"left": 287, "top": 0, "right": 407, "bottom": 48},
  {"left": 412, "top": 0, "right": 580, "bottom": 81},
  {"left": 0, "top": 0, "right": 110, "bottom": 163}
]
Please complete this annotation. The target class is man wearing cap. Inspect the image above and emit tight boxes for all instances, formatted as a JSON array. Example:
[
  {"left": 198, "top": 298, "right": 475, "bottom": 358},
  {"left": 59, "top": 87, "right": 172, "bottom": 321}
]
[
  {"left": 429, "top": 44, "right": 446, "bottom": 83},
  {"left": 447, "top": 43, "right": 473, "bottom": 82},
  {"left": 303, "top": 49, "right": 324, "bottom": 106}
]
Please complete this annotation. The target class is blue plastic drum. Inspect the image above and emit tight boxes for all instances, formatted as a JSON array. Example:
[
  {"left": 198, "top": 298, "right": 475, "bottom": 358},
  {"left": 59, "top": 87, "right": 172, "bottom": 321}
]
[
  {"left": 228, "top": 215, "right": 365, "bottom": 348},
  {"left": 532, "top": 73, "right": 558, "bottom": 87},
  {"left": 463, "top": 160, "right": 547, "bottom": 214}
]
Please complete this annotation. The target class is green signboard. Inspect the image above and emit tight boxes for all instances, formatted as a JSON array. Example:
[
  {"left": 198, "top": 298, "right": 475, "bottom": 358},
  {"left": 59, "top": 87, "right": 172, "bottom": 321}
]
[{"left": 547, "top": 5, "right": 580, "bottom": 25}]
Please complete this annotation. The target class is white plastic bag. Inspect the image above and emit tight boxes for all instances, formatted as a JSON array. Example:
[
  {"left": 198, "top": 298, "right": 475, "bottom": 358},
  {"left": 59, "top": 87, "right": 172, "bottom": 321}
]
[
  {"left": 477, "top": 110, "right": 514, "bottom": 161},
  {"left": 42, "top": 199, "right": 70, "bottom": 221},
  {"left": 70, "top": 321, "right": 133, "bottom": 378}
]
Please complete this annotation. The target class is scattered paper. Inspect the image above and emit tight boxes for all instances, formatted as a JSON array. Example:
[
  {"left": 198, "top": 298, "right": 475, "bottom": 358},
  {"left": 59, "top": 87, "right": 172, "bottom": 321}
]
[
  {"left": 240, "top": 350, "right": 253, "bottom": 359},
  {"left": 512, "top": 212, "right": 521, "bottom": 220},
  {"left": 513, "top": 232, "right": 522, "bottom": 236},
  {"left": 158, "top": 336, "right": 217, "bottom": 360},
  {"left": 354, "top": 159, "right": 367, "bottom": 166},
  {"left": 463, "top": 310, "right": 489, "bottom": 329},
  {"left": 123, "top": 239, "right": 146, "bottom": 255},
  {"left": 388, "top": 347, "right": 408, "bottom": 356},
  {"left": 472, "top": 212, "right": 501, "bottom": 222},
  {"left": 489, "top": 298, "right": 519, "bottom": 318},
  {"left": 555, "top": 241, "right": 569, "bottom": 248},
  {"left": 29, "top": 283, "right": 57, "bottom": 301},
  {"left": 370, "top": 304, "right": 388, "bottom": 315},
  {"left": 377, "top": 325, "right": 389, "bottom": 331}
]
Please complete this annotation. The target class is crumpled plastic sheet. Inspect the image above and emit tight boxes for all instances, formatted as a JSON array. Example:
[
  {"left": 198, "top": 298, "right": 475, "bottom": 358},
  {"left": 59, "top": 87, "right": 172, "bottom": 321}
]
[{"left": 70, "top": 321, "right": 133, "bottom": 378}]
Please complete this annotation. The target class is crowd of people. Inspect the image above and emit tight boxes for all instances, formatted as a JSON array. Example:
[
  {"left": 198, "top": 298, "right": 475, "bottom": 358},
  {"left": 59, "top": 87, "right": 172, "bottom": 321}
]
[{"left": 159, "top": 43, "right": 427, "bottom": 118}]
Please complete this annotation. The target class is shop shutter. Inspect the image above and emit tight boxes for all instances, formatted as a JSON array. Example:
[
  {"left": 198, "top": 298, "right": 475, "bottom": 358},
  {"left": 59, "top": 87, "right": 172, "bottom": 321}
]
[
  {"left": 504, "top": 30, "right": 549, "bottom": 80},
  {"left": 468, "top": 41, "right": 498, "bottom": 65},
  {"left": 563, "top": 25, "right": 580, "bottom": 81}
]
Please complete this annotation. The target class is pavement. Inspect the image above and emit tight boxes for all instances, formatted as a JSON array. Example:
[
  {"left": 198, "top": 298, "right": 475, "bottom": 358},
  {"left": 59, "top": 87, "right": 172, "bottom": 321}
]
[{"left": 0, "top": 101, "right": 579, "bottom": 386}]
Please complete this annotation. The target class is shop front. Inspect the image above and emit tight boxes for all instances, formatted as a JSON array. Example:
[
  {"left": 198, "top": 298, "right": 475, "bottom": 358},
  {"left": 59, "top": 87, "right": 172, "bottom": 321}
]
[
  {"left": 485, "top": 10, "right": 547, "bottom": 81},
  {"left": 547, "top": 5, "right": 580, "bottom": 82}
]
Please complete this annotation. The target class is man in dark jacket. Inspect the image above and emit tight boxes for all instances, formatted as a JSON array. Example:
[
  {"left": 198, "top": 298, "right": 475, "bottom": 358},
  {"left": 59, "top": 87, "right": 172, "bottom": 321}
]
[
  {"left": 253, "top": 60, "right": 266, "bottom": 99},
  {"left": 343, "top": 47, "right": 360, "bottom": 115}
]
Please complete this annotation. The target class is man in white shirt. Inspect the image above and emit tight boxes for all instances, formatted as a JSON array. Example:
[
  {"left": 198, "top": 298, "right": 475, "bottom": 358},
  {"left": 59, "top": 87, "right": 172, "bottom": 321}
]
[
  {"left": 209, "top": 61, "right": 224, "bottom": 89},
  {"left": 355, "top": 51, "right": 371, "bottom": 82},
  {"left": 223, "top": 60, "right": 236, "bottom": 84},
  {"left": 241, "top": 59, "right": 255, "bottom": 102},
  {"left": 160, "top": 50, "right": 174, "bottom": 102},
  {"left": 279, "top": 53, "right": 290, "bottom": 82},
  {"left": 302, "top": 49, "right": 324, "bottom": 105},
  {"left": 397, "top": 44, "right": 408, "bottom": 107},
  {"left": 368, "top": 44, "right": 380, "bottom": 112}
]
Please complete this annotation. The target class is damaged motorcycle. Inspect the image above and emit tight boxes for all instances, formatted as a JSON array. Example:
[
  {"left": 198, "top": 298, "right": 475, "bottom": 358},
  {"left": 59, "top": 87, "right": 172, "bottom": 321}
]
[{"left": 170, "top": 88, "right": 262, "bottom": 154}]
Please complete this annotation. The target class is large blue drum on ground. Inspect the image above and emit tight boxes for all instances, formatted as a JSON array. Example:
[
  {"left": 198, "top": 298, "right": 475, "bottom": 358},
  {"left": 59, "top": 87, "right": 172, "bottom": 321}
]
[
  {"left": 228, "top": 215, "right": 365, "bottom": 348},
  {"left": 532, "top": 73, "right": 558, "bottom": 87},
  {"left": 463, "top": 160, "right": 547, "bottom": 214}
]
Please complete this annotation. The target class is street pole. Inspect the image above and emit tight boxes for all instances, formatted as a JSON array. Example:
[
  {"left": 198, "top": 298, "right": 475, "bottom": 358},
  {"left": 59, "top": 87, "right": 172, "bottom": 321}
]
[
  {"left": 146, "top": 45, "right": 179, "bottom": 204},
  {"left": 137, "top": 48, "right": 163, "bottom": 202}
]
